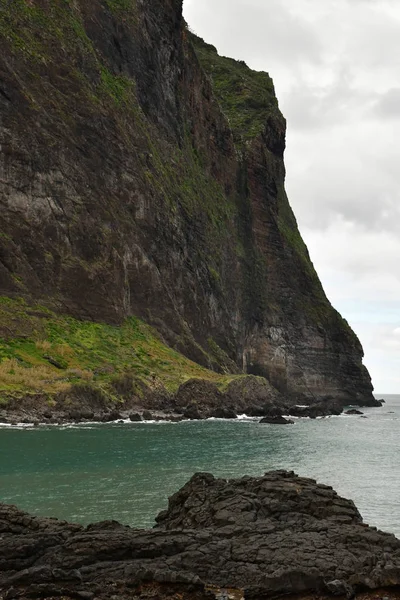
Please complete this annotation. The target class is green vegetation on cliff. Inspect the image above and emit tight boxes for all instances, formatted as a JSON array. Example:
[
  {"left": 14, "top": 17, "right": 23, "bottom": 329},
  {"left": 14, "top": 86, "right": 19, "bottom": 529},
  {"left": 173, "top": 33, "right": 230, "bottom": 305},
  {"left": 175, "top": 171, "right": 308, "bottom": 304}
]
[
  {"left": 190, "top": 32, "right": 280, "bottom": 145},
  {"left": 0, "top": 297, "right": 236, "bottom": 401}
]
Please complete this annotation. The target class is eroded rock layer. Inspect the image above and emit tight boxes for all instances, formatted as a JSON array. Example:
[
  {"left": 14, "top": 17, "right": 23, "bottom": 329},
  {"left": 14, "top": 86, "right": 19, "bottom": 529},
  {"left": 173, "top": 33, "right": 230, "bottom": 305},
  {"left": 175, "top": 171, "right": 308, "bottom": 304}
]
[
  {"left": 1, "top": 471, "right": 400, "bottom": 599},
  {"left": 0, "top": 0, "right": 375, "bottom": 403}
]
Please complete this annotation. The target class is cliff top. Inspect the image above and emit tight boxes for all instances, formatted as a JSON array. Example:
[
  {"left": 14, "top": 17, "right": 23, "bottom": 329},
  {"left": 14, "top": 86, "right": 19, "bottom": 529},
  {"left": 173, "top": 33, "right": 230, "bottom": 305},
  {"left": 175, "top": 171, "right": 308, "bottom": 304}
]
[{"left": 190, "top": 31, "right": 281, "bottom": 145}]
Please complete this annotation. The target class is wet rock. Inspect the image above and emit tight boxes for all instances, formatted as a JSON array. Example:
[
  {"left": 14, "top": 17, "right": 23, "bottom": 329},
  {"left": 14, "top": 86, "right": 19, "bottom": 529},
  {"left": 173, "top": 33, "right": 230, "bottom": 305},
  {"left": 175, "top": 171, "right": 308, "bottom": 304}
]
[
  {"left": 183, "top": 406, "right": 204, "bottom": 420},
  {"left": 68, "top": 410, "right": 95, "bottom": 421},
  {"left": 259, "top": 415, "right": 294, "bottom": 424},
  {"left": 211, "top": 407, "right": 237, "bottom": 419},
  {"left": 345, "top": 409, "right": 364, "bottom": 415},
  {"left": 129, "top": 413, "right": 142, "bottom": 422},
  {"left": 261, "top": 405, "right": 285, "bottom": 417},
  {"left": 102, "top": 410, "right": 123, "bottom": 422},
  {"left": 288, "top": 400, "right": 343, "bottom": 418},
  {"left": 142, "top": 410, "right": 154, "bottom": 421}
]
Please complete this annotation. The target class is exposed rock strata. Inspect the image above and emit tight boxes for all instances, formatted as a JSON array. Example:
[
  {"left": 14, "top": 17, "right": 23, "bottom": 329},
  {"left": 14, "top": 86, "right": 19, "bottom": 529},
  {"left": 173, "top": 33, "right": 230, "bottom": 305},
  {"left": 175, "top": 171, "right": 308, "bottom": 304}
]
[
  {"left": 1, "top": 471, "right": 400, "bottom": 599},
  {"left": 0, "top": 0, "right": 376, "bottom": 404}
]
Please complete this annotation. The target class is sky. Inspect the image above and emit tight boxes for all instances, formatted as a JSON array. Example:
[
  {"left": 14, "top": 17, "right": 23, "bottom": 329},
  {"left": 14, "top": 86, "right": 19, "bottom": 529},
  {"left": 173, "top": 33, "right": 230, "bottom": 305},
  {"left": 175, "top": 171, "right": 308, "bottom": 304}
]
[{"left": 183, "top": 0, "right": 400, "bottom": 394}]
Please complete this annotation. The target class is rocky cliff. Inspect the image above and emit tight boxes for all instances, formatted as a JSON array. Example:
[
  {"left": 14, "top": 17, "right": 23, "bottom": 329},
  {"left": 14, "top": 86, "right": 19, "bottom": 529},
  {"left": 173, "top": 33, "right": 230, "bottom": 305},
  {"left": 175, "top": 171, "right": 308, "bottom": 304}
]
[
  {"left": 1, "top": 471, "right": 400, "bottom": 599},
  {"left": 0, "top": 0, "right": 375, "bottom": 404}
]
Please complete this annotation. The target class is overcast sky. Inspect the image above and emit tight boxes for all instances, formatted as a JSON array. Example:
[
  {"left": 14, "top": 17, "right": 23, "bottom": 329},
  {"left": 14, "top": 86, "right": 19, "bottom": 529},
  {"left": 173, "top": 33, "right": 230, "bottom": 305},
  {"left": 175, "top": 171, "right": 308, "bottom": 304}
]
[{"left": 184, "top": 0, "right": 400, "bottom": 394}]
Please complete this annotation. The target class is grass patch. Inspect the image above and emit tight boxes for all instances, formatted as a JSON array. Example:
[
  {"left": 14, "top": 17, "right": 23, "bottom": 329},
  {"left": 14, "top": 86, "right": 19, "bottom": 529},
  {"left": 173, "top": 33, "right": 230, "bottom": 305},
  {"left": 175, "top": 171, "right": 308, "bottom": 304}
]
[
  {"left": 0, "top": 297, "right": 238, "bottom": 398},
  {"left": 104, "top": 0, "right": 137, "bottom": 15},
  {"left": 190, "top": 32, "right": 280, "bottom": 145}
]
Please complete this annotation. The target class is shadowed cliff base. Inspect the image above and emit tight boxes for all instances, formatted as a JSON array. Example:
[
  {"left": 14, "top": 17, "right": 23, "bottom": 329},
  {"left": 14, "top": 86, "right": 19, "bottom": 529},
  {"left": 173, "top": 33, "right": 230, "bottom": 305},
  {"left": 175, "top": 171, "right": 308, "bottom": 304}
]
[
  {"left": 0, "top": 0, "right": 375, "bottom": 403},
  {"left": 1, "top": 471, "right": 400, "bottom": 599}
]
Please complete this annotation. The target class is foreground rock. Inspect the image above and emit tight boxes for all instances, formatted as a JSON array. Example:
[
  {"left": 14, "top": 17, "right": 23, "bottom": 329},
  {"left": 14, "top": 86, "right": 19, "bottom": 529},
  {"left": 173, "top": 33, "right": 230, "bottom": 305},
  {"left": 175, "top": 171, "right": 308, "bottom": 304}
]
[{"left": 1, "top": 471, "right": 400, "bottom": 599}]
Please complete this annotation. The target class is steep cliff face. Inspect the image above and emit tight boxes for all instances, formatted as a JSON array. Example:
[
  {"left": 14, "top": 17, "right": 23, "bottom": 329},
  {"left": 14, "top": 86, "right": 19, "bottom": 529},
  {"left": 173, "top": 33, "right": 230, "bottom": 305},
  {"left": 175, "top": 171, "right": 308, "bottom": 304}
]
[{"left": 0, "top": 0, "right": 375, "bottom": 404}]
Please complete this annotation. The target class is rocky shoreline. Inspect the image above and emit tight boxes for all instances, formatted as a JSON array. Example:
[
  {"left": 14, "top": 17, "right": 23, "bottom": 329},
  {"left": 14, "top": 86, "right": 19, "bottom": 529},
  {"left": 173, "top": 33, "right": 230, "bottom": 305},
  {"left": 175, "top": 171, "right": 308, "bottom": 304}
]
[
  {"left": 1, "top": 470, "right": 400, "bottom": 599},
  {"left": 0, "top": 376, "right": 383, "bottom": 427}
]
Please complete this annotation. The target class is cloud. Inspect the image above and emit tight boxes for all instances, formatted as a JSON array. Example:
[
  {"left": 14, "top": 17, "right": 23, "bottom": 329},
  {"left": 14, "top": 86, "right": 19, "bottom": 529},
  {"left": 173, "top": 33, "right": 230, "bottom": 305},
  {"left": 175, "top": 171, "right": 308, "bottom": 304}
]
[
  {"left": 184, "top": 0, "right": 323, "bottom": 68},
  {"left": 372, "top": 88, "right": 400, "bottom": 119}
]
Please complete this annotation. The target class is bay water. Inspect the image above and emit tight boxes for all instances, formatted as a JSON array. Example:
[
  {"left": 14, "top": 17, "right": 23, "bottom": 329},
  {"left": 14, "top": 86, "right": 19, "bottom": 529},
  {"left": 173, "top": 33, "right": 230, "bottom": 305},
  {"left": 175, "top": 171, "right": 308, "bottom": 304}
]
[{"left": 0, "top": 394, "right": 399, "bottom": 536}]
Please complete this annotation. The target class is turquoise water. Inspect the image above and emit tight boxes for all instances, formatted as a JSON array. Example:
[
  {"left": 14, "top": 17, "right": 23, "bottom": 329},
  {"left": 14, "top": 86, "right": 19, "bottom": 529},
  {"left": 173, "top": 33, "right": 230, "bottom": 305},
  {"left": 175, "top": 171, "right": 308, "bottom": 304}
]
[{"left": 0, "top": 395, "right": 399, "bottom": 536}]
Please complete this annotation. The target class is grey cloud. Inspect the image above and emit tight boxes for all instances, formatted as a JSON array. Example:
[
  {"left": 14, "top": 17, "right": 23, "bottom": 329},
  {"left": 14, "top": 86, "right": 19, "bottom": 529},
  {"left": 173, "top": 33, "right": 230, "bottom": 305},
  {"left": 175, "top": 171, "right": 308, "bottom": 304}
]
[
  {"left": 184, "top": 0, "right": 323, "bottom": 67},
  {"left": 285, "top": 131, "right": 400, "bottom": 233},
  {"left": 282, "top": 72, "right": 377, "bottom": 130},
  {"left": 372, "top": 88, "right": 400, "bottom": 118}
]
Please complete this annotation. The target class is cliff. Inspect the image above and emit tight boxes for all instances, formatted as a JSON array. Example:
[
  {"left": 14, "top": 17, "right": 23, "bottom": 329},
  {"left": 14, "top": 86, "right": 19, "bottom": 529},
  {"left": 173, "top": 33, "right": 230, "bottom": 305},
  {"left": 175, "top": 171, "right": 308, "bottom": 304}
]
[
  {"left": 0, "top": 0, "right": 375, "bottom": 405},
  {"left": 1, "top": 471, "right": 400, "bottom": 599}
]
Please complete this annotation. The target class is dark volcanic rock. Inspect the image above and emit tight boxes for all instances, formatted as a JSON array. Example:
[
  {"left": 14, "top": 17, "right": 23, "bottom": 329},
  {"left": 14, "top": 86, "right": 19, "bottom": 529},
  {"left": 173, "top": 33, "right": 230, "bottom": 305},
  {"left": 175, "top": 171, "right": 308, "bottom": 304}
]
[
  {"left": 129, "top": 412, "right": 143, "bottom": 422},
  {"left": 288, "top": 400, "right": 343, "bottom": 418},
  {"left": 224, "top": 376, "right": 281, "bottom": 413},
  {"left": 346, "top": 409, "right": 364, "bottom": 415},
  {"left": 142, "top": 410, "right": 154, "bottom": 421},
  {"left": 176, "top": 380, "right": 222, "bottom": 413},
  {"left": 211, "top": 407, "right": 237, "bottom": 419},
  {"left": 259, "top": 415, "right": 294, "bottom": 424},
  {"left": 183, "top": 405, "right": 204, "bottom": 420},
  {"left": 102, "top": 410, "right": 123, "bottom": 422},
  {"left": 1, "top": 471, "right": 400, "bottom": 599}
]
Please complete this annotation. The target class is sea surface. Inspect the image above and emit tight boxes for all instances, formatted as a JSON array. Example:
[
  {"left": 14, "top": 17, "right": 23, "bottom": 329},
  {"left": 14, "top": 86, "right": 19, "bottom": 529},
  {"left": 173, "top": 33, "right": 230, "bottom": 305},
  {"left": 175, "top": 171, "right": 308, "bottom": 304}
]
[{"left": 0, "top": 394, "right": 399, "bottom": 536}]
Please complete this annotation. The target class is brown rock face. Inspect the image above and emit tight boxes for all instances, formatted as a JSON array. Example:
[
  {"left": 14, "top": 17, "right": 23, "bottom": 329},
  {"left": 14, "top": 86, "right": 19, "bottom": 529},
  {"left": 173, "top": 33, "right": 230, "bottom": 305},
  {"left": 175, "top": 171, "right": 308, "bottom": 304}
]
[
  {"left": 0, "top": 0, "right": 375, "bottom": 404},
  {"left": 1, "top": 471, "right": 400, "bottom": 599}
]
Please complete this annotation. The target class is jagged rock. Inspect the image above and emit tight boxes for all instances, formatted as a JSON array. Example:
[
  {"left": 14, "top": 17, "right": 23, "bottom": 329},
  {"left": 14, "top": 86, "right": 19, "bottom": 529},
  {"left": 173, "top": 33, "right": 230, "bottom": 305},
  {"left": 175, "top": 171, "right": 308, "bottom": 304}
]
[
  {"left": 101, "top": 410, "right": 123, "bottom": 422},
  {"left": 326, "top": 579, "right": 355, "bottom": 598},
  {"left": 211, "top": 407, "right": 237, "bottom": 419},
  {"left": 1, "top": 471, "right": 400, "bottom": 599},
  {"left": 183, "top": 405, "right": 204, "bottom": 420},
  {"left": 259, "top": 415, "right": 294, "bottom": 424},
  {"left": 346, "top": 409, "right": 364, "bottom": 415},
  {"left": 288, "top": 400, "right": 343, "bottom": 418},
  {"left": 129, "top": 413, "right": 143, "bottom": 422},
  {"left": 68, "top": 410, "right": 95, "bottom": 421},
  {"left": 176, "top": 380, "right": 222, "bottom": 414},
  {"left": 223, "top": 376, "right": 281, "bottom": 413},
  {"left": 261, "top": 405, "right": 285, "bottom": 417},
  {"left": 142, "top": 411, "right": 154, "bottom": 421}
]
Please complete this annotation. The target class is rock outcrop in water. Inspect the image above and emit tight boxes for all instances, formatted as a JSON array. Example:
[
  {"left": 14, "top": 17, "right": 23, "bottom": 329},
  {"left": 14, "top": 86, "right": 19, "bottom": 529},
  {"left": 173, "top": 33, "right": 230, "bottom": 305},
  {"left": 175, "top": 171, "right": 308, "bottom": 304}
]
[
  {"left": 0, "top": 0, "right": 377, "bottom": 406},
  {"left": 1, "top": 471, "right": 400, "bottom": 599}
]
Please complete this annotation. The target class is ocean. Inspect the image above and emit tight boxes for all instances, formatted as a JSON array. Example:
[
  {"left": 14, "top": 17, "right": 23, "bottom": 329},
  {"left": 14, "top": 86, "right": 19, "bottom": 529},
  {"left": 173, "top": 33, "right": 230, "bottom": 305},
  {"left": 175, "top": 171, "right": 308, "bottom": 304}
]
[{"left": 0, "top": 394, "right": 399, "bottom": 536}]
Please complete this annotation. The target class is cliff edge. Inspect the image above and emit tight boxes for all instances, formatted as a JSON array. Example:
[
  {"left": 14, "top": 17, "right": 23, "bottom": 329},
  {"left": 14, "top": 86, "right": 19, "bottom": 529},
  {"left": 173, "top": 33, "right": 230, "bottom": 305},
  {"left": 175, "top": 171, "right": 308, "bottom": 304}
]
[{"left": 0, "top": 0, "right": 375, "bottom": 405}]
